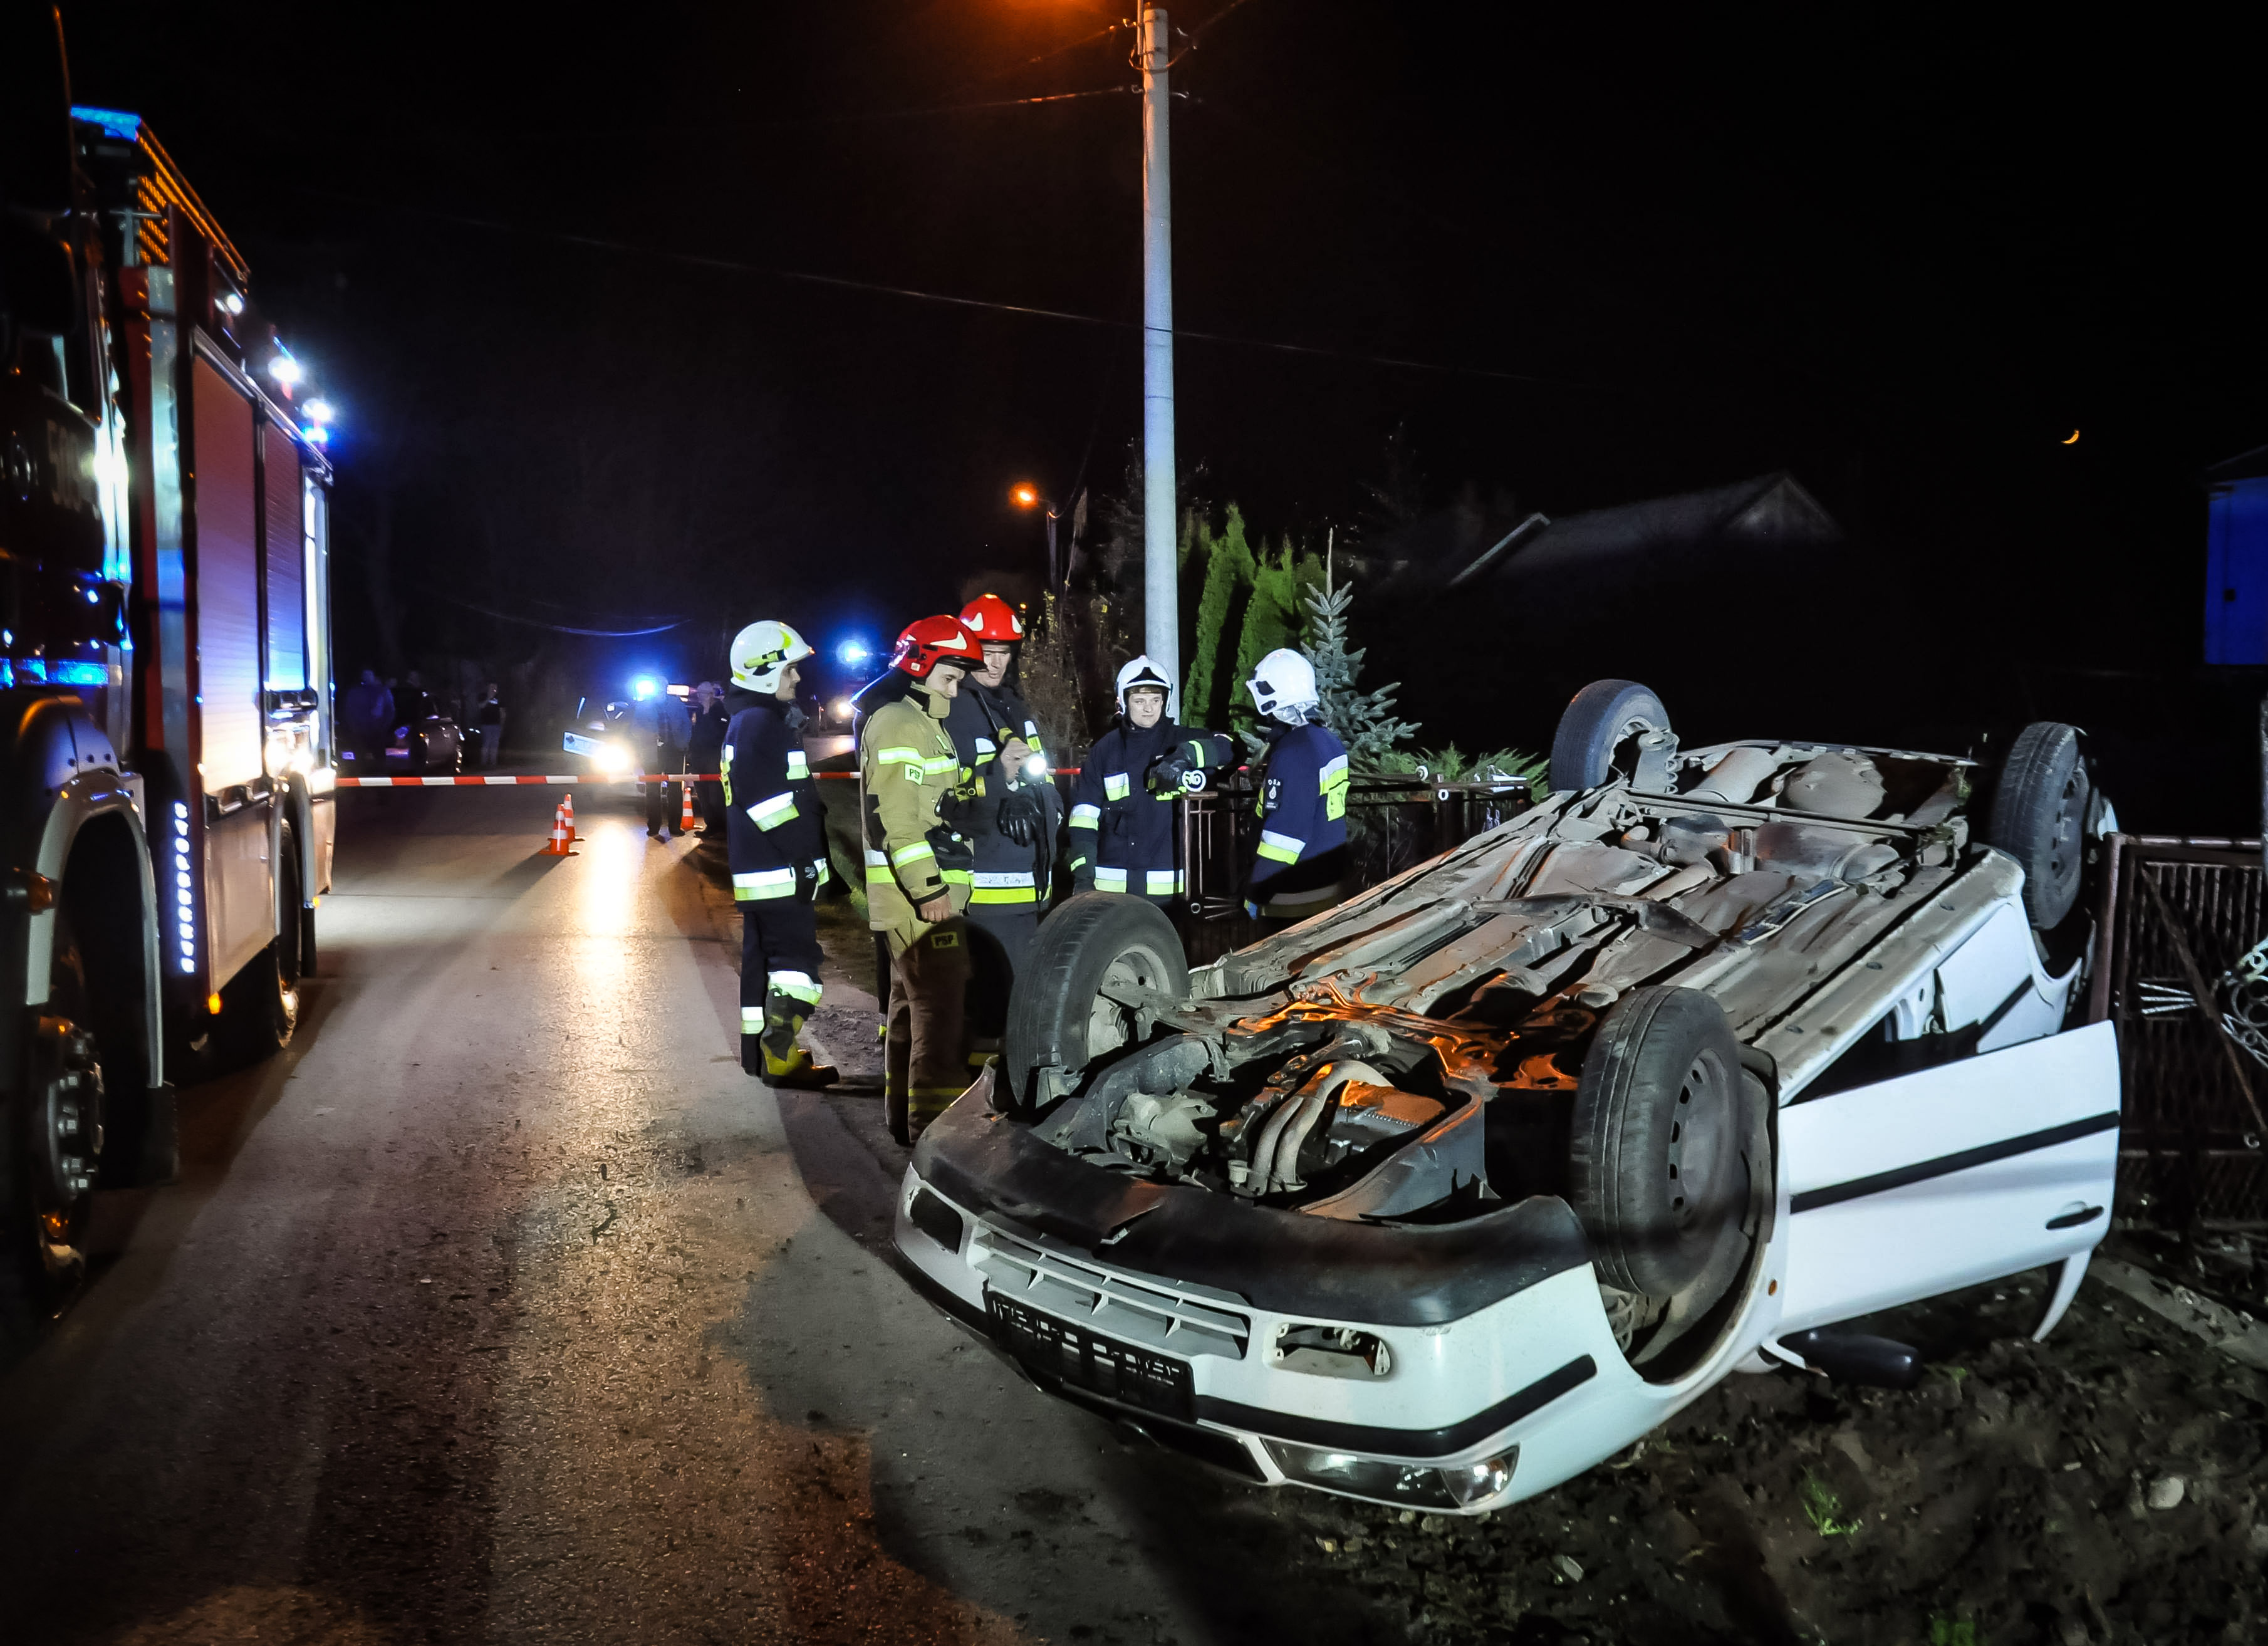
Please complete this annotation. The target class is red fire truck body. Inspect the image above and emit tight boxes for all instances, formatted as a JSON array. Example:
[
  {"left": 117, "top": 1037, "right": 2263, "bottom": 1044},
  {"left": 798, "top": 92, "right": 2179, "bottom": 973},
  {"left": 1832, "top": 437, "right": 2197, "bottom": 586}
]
[{"left": 1, "top": 9, "right": 333, "bottom": 1331}]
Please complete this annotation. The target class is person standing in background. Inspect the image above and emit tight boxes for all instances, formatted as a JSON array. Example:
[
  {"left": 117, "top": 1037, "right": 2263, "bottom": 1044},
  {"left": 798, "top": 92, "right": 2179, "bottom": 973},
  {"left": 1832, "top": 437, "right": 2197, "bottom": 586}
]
[
  {"left": 474, "top": 682, "right": 504, "bottom": 769},
  {"left": 341, "top": 669, "right": 394, "bottom": 765},
  {"left": 687, "top": 680, "right": 729, "bottom": 837},
  {"left": 628, "top": 679, "right": 692, "bottom": 838}
]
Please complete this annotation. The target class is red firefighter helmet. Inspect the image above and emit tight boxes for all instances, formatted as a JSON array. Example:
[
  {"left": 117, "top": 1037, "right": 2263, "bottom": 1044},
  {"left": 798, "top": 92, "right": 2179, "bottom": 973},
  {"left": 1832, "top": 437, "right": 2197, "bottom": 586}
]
[
  {"left": 957, "top": 593, "right": 1026, "bottom": 643},
  {"left": 888, "top": 615, "right": 984, "bottom": 679}
]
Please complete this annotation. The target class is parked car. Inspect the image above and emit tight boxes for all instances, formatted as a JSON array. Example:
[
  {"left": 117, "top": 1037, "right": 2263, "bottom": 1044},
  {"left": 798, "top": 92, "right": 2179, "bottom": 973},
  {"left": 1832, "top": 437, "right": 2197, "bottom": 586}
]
[
  {"left": 377, "top": 715, "right": 463, "bottom": 775},
  {"left": 561, "top": 694, "right": 638, "bottom": 790},
  {"left": 893, "top": 679, "right": 2120, "bottom": 1514}
]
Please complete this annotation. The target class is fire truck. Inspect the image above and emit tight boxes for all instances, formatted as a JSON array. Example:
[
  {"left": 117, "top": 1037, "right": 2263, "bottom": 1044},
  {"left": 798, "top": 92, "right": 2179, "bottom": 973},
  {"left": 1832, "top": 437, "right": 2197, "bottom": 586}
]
[{"left": 1, "top": 8, "right": 335, "bottom": 1335}]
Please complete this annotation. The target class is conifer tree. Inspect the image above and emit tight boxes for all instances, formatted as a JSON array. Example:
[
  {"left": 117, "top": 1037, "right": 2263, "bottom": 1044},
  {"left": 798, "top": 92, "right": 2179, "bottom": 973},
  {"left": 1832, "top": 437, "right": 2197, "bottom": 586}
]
[
  {"left": 1300, "top": 563, "right": 1418, "bottom": 770},
  {"left": 1183, "top": 505, "right": 1255, "bottom": 725}
]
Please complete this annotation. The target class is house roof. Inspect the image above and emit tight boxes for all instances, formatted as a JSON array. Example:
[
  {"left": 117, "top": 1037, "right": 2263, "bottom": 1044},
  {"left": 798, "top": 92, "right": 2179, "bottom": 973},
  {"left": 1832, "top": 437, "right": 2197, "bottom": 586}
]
[
  {"left": 1439, "top": 472, "right": 1843, "bottom": 590},
  {"left": 2204, "top": 444, "right": 2268, "bottom": 485}
]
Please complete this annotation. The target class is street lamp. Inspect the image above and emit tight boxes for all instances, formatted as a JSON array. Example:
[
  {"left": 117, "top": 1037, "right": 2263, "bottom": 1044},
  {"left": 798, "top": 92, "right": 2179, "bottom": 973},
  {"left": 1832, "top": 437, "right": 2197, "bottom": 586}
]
[{"left": 1011, "top": 482, "right": 1063, "bottom": 591}]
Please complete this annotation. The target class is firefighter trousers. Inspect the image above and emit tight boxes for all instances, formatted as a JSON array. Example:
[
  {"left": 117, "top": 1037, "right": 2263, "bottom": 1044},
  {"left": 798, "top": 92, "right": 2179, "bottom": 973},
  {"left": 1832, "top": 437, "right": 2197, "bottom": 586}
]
[
  {"left": 740, "top": 897, "right": 826, "bottom": 1080},
  {"left": 883, "top": 916, "right": 971, "bottom": 1143},
  {"left": 964, "top": 901, "right": 1038, "bottom": 1041}
]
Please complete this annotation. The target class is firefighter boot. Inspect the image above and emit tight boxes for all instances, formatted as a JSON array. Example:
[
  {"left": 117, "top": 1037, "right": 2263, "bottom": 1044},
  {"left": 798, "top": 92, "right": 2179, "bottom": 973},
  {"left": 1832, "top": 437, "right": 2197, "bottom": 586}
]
[{"left": 761, "top": 990, "right": 836, "bottom": 1090}]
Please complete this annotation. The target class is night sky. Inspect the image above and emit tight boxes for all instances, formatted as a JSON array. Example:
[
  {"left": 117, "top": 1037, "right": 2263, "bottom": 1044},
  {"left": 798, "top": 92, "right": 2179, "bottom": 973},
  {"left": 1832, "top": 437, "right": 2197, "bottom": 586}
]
[{"left": 56, "top": 4, "right": 2268, "bottom": 798}]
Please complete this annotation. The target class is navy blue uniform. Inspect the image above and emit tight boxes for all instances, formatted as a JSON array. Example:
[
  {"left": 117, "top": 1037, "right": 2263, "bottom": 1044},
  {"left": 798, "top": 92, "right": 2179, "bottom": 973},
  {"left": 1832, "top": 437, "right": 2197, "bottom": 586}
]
[
  {"left": 722, "top": 693, "right": 828, "bottom": 1076},
  {"left": 1247, "top": 718, "right": 1350, "bottom": 919},
  {"left": 944, "top": 679, "right": 1060, "bottom": 1033},
  {"left": 1069, "top": 720, "right": 1234, "bottom": 906}
]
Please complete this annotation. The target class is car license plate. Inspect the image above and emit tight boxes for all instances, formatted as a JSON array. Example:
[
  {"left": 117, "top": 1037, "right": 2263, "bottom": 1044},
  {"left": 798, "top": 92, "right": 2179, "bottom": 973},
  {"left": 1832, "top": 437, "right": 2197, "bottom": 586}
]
[
  {"left": 987, "top": 1293, "right": 1194, "bottom": 1421},
  {"left": 563, "top": 732, "right": 601, "bottom": 757},
  {"left": 385, "top": 747, "right": 408, "bottom": 757}
]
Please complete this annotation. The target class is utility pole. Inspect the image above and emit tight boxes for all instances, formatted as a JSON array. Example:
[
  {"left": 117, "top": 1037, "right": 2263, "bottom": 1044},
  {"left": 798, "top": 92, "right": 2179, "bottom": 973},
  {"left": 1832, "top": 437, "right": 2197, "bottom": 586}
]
[{"left": 1138, "top": 3, "right": 1178, "bottom": 706}]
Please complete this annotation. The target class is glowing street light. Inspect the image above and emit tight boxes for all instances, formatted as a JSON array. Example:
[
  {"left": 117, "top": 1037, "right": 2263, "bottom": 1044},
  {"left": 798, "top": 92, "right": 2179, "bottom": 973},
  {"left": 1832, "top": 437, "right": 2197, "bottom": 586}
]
[{"left": 1012, "top": 482, "right": 1063, "bottom": 591}]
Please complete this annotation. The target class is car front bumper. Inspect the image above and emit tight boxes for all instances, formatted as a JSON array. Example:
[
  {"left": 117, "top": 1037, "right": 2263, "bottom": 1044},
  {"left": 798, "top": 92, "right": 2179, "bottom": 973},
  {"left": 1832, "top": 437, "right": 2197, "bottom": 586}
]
[{"left": 893, "top": 1070, "right": 1656, "bottom": 1513}]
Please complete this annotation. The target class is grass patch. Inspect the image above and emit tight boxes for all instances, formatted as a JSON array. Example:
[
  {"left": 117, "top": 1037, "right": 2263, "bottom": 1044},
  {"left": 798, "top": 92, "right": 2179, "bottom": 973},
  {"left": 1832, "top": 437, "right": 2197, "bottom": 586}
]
[
  {"left": 1801, "top": 1472, "right": 1864, "bottom": 1538},
  {"left": 1928, "top": 1618, "right": 1984, "bottom": 1646}
]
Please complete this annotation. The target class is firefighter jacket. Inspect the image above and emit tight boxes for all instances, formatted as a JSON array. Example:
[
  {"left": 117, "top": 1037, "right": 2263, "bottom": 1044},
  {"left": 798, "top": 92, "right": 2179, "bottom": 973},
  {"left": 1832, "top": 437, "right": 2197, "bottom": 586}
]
[
  {"left": 1069, "top": 719, "right": 1235, "bottom": 899},
  {"left": 944, "top": 680, "right": 1061, "bottom": 910},
  {"left": 860, "top": 683, "right": 974, "bottom": 930},
  {"left": 720, "top": 695, "right": 825, "bottom": 903},
  {"left": 1247, "top": 717, "right": 1350, "bottom": 907}
]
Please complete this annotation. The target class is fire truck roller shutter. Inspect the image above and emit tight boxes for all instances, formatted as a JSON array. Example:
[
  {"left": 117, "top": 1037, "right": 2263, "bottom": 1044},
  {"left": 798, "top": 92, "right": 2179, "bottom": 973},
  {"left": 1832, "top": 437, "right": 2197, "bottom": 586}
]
[
  {"left": 262, "top": 421, "right": 306, "bottom": 692},
  {"left": 188, "top": 355, "right": 274, "bottom": 987},
  {"left": 190, "top": 355, "right": 263, "bottom": 793}
]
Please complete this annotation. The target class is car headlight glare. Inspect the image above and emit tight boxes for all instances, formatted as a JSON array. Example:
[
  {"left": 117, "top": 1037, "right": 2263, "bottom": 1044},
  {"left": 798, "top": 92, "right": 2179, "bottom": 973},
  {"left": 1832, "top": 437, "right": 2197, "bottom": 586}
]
[
  {"left": 1262, "top": 1439, "right": 1517, "bottom": 1511},
  {"left": 1442, "top": 1449, "right": 1519, "bottom": 1508},
  {"left": 593, "top": 741, "right": 634, "bottom": 776}
]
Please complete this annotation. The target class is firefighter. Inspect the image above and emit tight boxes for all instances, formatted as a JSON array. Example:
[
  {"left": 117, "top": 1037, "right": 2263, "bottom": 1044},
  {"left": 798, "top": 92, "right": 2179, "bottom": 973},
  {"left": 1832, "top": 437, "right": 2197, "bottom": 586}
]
[
  {"left": 1242, "top": 647, "right": 1351, "bottom": 924},
  {"left": 720, "top": 620, "right": 836, "bottom": 1087},
  {"left": 862, "top": 615, "right": 985, "bottom": 1143},
  {"left": 946, "top": 593, "right": 1061, "bottom": 1026},
  {"left": 1068, "top": 655, "right": 1234, "bottom": 909}
]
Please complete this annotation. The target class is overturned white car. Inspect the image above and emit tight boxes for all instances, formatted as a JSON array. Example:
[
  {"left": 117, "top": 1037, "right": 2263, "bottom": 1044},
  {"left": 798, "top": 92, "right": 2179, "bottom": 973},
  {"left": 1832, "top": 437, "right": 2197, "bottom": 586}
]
[{"left": 893, "top": 680, "right": 2121, "bottom": 1513}]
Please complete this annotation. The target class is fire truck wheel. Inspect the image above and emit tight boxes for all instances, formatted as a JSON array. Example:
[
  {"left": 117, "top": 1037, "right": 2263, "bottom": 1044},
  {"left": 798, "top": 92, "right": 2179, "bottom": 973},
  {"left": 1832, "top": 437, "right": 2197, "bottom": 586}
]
[
  {"left": 0, "top": 909, "right": 102, "bottom": 1348},
  {"left": 223, "top": 820, "right": 304, "bottom": 1061}
]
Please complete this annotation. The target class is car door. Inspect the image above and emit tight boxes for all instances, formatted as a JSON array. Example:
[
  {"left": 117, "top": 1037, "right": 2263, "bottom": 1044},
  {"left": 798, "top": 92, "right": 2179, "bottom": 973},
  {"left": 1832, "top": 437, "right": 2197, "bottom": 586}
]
[{"left": 1774, "top": 1017, "right": 2121, "bottom": 1331}]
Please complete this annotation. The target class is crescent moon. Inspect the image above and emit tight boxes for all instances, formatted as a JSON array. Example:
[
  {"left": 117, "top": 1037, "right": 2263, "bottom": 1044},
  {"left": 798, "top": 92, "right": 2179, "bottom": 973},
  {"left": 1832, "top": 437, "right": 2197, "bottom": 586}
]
[{"left": 2063, "top": 429, "right": 2081, "bottom": 445}]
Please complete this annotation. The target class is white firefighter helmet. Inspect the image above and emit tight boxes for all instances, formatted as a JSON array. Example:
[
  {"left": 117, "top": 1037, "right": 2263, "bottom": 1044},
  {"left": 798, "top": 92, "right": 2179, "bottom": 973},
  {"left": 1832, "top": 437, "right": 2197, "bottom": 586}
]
[
  {"left": 1246, "top": 648, "right": 1319, "bottom": 724},
  {"left": 1115, "top": 654, "right": 1174, "bottom": 717},
  {"left": 729, "top": 620, "right": 814, "bottom": 693}
]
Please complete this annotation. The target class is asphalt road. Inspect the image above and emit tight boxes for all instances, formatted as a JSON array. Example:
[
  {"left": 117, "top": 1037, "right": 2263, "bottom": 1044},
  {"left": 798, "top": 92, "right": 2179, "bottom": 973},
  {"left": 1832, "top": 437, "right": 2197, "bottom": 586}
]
[{"left": 0, "top": 786, "right": 1393, "bottom": 1646}]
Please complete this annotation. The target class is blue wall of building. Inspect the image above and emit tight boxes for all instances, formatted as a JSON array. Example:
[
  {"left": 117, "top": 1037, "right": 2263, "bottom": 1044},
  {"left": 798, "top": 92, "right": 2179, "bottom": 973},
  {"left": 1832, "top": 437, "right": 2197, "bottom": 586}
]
[{"left": 2204, "top": 476, "right": 2268, "bottom": 664}]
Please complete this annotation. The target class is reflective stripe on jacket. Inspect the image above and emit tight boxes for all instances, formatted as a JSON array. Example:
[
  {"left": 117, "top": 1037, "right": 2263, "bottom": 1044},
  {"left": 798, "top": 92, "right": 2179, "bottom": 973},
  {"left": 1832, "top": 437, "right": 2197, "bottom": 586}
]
[
  {"left": 722, "top": 696, "right": 823, "bottom": 900},
  {"left": 1247, "top": 718, "right": 1350, "bottom": 905},
  {"left": 860, "top": 687, "right": 972, "bottom": 928}
]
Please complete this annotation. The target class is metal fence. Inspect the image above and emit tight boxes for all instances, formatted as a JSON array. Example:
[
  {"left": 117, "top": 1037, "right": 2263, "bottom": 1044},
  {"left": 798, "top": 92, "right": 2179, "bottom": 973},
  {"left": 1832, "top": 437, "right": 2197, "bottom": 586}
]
[
  {"left": 2094, "top": 834, "right": 2268, "bottom": 1228},
  {"left": 1171, "top": 773, "right": 1534, "bottom": 967}
]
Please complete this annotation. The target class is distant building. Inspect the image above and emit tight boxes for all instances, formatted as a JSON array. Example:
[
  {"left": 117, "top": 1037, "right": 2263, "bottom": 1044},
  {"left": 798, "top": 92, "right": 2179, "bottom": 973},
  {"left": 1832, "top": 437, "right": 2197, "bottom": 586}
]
[{"left": 2204, "top": 445, "right": 2268, "bottom": 665}]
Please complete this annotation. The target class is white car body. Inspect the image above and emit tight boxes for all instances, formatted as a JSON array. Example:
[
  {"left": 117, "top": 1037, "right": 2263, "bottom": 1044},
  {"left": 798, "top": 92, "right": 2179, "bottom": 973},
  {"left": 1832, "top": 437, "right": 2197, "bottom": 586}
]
[{"left": 894, "top": 738, "right": 2121, "bottom": 1513}]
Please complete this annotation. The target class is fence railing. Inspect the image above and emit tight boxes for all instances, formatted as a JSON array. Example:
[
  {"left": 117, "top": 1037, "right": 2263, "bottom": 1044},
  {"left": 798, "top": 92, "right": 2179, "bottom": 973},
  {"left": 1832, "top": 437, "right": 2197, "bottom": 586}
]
[{"left": 2097, "top": 833, "right": 2268, "bottom": 1229}]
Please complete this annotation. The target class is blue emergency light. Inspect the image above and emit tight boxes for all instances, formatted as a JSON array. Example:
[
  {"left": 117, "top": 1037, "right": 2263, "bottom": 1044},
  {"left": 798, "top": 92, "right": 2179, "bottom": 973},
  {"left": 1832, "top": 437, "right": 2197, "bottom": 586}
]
[
  {"left": 631, "top": 676, "right": 659, "bottom": 701},
  {"left": 836, "top": 640, "right": 871, "bottom": 667}
]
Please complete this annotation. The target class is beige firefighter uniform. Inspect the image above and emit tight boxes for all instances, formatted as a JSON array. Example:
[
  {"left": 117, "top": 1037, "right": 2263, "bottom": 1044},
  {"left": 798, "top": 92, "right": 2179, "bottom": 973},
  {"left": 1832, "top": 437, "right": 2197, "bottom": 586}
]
[{"left": 861, "top": 683, "right": 974, "bottom": 1140}]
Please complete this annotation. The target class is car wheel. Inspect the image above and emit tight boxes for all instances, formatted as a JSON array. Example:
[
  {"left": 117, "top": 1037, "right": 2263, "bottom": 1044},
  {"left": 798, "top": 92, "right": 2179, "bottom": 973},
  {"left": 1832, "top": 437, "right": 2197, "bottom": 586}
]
[
  {"left": 1549, "top": 679, "right": 1672, "bottom": 794},
  {"left": 1004, "top": 893, "right": 1188, "bottom": 1111},
  {"left": 1985, "top": 721, "right": 2091, "bottom": 931},
  {"left": 0, "top": 908, "right": 104, "bottom": 1348},
  {"left": 1568, "top": 986, "right": 1752, "bottom": 1298}
]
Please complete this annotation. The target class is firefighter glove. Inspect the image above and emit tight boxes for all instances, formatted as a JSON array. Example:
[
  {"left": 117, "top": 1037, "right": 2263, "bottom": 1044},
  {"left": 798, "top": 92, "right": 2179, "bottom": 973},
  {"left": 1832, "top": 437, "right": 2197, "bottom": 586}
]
[{"left": 997, "top": 786, "right": 1044, "bottom": 846}]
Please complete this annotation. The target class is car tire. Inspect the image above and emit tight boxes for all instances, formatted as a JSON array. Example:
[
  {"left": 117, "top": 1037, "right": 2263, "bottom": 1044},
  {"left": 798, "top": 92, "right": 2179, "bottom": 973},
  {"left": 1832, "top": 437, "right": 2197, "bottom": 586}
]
[
  {"left": 1985, "top": 721, "right": 2091, "bottom": 931},
  {"left": 1549, "top": 679, "right": 1672, "bottom": 794},
  {"left": 1568, "top": 986, "right": 1751, "bottom": 1298},
  {"left": 1003, "top": 893, "right": 1188, "bottom": 1111}
]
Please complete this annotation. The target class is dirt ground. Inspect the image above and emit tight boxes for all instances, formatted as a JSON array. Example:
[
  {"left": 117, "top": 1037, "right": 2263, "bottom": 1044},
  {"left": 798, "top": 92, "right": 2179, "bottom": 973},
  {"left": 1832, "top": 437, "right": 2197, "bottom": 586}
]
[
  {"left": 1277, "top": 1266, "right": 2267, "bottom": 1646},
  {"left": 717, "top": 851, "right": 2268, "bottom": 1646}
]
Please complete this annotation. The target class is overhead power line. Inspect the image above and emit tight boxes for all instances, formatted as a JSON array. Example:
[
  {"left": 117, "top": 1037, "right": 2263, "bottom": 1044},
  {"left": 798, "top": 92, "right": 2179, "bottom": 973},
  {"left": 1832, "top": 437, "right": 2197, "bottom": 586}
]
[{"left": 294, "top": 187, "right": 1593, "bottom": 390}]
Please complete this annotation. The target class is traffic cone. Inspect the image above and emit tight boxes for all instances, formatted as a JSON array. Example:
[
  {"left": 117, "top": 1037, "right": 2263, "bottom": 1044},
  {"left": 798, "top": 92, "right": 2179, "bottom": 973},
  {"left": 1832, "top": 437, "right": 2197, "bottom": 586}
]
[
  {"left": 544, "top": 799, "right": 573, "bottom": 856},
  {"left": 680, "top": 781, "right": 696, "bottom": 834},
  {"left": 561, "top": 792, "right": 578, "bottom": 843}
]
